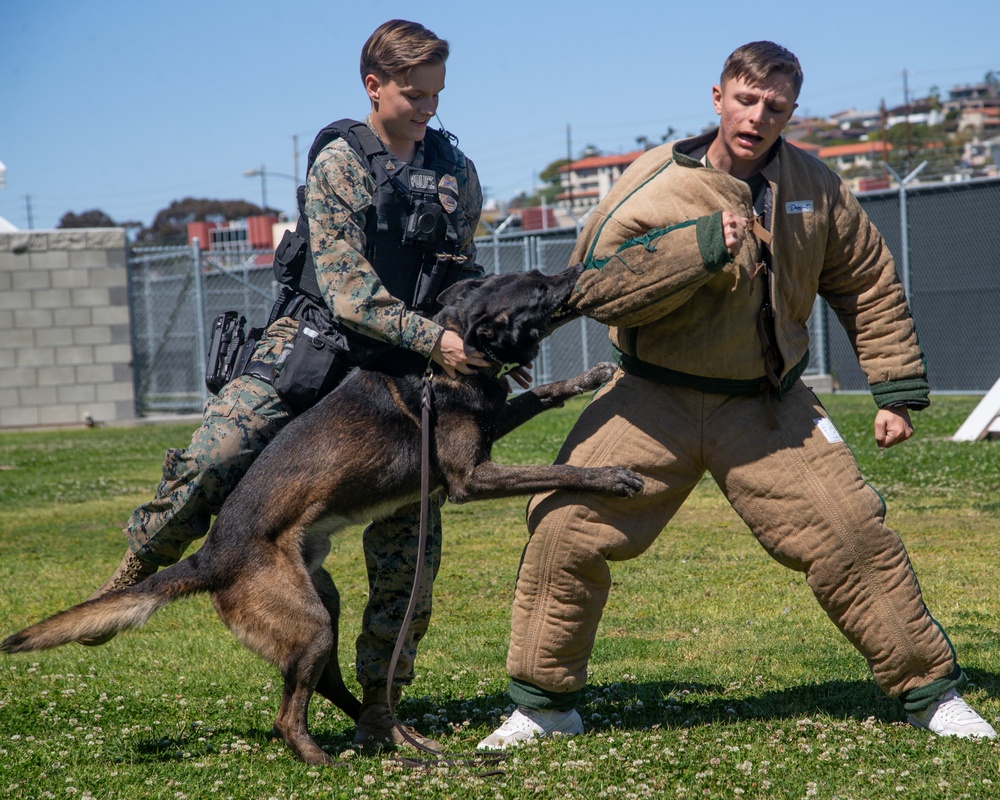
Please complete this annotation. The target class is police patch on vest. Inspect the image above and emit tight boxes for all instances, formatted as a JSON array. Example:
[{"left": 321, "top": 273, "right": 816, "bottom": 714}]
[
  {"left": 409, "top": 168, "right": 438, "bottom": 193},
  {"left": 438, "top": 174, "right": 459, "bottom": 214}
]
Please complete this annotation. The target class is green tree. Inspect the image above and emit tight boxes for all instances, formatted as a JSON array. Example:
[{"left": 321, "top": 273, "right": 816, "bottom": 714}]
[
  {"left": 882, "top": 123, "right": 965, "bottom": 179},
  {"left": 927, "top": 86, "right": 941, "bottom": 111},
  {"left": 136, "top": 198, "right": 270, "bottom": 245},
  {"left": 58, "top": 209, "right": 117, "bottom": 228},
  {"left": 514, "top": 159, "right": 570, "bottom": 209},
  {"left": 539, "top": 158, "right": 570, "bottom": 185}
]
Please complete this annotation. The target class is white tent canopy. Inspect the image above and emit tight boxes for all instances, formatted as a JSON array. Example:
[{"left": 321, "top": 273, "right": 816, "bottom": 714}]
[{"left": 953, "top": 377, "right": 1000, "bottom": 441}]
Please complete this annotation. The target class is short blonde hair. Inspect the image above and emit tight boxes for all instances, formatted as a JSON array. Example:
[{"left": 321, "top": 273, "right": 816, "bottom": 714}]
[
  {"left": 360, "top": 19, "right": 449, "bottom": 85},
  {"left": 721, "top": 41, "right": 803, "bottom": 99}
]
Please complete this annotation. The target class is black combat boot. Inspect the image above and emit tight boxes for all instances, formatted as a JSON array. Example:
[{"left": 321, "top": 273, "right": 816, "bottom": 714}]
[{"left": 353, "top": 686, "right": 443, "bottom": 753}]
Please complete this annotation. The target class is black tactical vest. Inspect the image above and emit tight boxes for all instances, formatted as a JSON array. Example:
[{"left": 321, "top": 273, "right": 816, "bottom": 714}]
[{"left": 271, "top": 118, "right": 466, "bottom": 318}]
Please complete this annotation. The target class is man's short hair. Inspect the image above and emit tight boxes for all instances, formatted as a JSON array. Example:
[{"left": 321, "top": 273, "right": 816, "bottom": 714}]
[
  {"left": 721, "top": 41, "right": 803, "bottom": 98},
  {"left": 360, "top": 19, "right": 449, "bottom": 85}
]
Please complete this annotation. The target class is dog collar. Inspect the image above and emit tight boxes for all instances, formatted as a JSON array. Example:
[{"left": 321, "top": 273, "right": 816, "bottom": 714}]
[{"left": 479, "top": 345, "right": 520, "bottom": 378}]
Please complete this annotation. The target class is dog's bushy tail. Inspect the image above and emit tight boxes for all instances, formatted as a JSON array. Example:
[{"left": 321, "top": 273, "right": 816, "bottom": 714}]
[{"left": 0, "top": 557, "right": 207, "bottom": 654}]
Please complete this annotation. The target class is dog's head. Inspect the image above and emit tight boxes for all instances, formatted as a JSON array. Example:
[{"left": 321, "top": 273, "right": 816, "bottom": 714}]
[{"left": 435, "top": 263, "right": 583, "bottom": 375}]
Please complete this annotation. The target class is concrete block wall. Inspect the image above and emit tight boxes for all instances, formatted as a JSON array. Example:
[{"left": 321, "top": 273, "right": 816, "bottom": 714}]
[{"left": 0, "top": 228, "right": 135, "bottom": 429}]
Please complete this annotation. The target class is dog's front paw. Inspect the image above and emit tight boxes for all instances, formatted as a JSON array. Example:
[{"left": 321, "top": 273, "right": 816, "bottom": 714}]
[
  {"left": 571, "top": 362, "right": 617, "bottom": 394},
  {"left": 597, "top": 466, "right": 644, "bottom": 497}
]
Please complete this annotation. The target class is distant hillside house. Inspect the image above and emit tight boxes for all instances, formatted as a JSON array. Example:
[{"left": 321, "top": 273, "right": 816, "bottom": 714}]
[
  {"left": 817, "top": 140, "right": 893, "bottom": 173},
  {"left": 828, "top": 108, "right": 882, "bottom": 131},
  {"left": 946, "top": 81, "right": 999, "bottom": 106},
  {"left": 884, "top": 101, "right": 944, "bottom": 129},
  {"left": 958, "top": 105, "right": 1000, "bottom": 135},
  {"left": 557, "top": 150, "right": 645, "bottom": 214},
  {"left": 962, "top": 135, "right": 1000, "bottom": 174}
]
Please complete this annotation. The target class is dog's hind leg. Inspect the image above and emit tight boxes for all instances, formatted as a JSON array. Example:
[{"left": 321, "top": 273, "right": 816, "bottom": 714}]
[
  {"left": 311, "top": 567, "right": 362, "bottom": 722},
  {"left": 273, "top": 639, "right": 333, "bottom": 765},
  {"left": 212, "top": 569, "right": 335, "bottom": 765}
]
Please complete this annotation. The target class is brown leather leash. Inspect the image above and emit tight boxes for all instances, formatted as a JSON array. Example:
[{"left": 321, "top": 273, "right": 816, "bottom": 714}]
[{"left": 381, "top": 368, "right": 506, "bottom": 775}]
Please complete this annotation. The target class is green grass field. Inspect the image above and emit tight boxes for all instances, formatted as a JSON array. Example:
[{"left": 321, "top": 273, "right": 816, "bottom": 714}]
[{"left": 1, "top": 393, "right": 998, "bottom": 799}]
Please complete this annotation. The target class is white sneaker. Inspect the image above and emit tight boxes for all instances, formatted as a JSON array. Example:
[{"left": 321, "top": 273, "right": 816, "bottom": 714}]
[
  {"left": 477, "top": 706, "right": 584, "bottom": 750},
  {"left": 907, "top": 689, "right": 996, "bottom": 739}
]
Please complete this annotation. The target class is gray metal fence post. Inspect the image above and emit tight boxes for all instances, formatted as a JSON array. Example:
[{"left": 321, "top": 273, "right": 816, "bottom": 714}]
[
  {"left": 529, "top": 235, "right": 552, "bottom": 383},
  {"left": 812, "top": 296, "right": 827, "bottom": 375},
  {"left": 135, "top": 253, "right": 154, "bottom": 413},
  {"left": 192, "top": 238, "right": 209, "bottom": 406},
  {"left": 883, "top": 160, "right": 927, "bottom": 299}
]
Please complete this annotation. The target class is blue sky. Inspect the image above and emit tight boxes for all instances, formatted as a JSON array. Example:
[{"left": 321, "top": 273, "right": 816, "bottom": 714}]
[{"left": 2, "top": 0, "right": 998, "bottom": 230}]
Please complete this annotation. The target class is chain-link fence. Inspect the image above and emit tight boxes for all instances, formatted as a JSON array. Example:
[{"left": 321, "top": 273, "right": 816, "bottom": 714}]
[
  {"left": 128, "top": 245, "right": 276, "bottom": 414},
  {"left": 127, "top": 176, "right": 1000, "bottom": 415},
  {"left": 825, "top": 177, "right": 1000, "bottom": 392}
]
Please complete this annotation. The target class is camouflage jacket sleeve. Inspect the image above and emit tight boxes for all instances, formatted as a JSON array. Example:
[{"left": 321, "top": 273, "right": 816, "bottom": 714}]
[{"left": 304, "top": 138, "right": 445, "bottom": 358}]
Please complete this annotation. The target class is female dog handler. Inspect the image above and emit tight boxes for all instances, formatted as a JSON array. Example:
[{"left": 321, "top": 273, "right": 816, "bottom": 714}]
[
  {"left": 82, "top": 19, "right": 503, "bottom": 752},
  {"left": 479, "top": 40, "right": 995, "bottom": 749}
]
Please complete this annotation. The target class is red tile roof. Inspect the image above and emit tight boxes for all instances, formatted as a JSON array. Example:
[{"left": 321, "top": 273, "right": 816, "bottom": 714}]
[
  {"left": 818, "top": 141, "right": 893, "bottom": 158},
  {"left": 561, "top": 150, "right": 646, "bottom": 171}
]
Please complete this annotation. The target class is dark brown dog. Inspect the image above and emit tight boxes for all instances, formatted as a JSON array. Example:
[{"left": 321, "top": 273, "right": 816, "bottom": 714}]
[{"left": 1, "top": 263, "right": 643, "bottom": 765}]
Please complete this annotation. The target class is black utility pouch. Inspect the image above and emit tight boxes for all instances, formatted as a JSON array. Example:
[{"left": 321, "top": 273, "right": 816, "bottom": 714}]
[
  {"left": 205, "top": 311, "right": 246, "bottom": 395},
  {"left": 272, "top": 320, "right": 351, "bottom": 413},
  {"left": 272, "top": 228, "right": 308, "bottom": 286}
]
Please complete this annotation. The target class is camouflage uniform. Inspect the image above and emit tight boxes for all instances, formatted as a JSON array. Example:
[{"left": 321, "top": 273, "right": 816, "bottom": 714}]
[
  {"left": 123, "top": 117, "right": 483, "bottom": 692},
  {"left": 306, "top": 125, "right": 483, "bottom": 356}
]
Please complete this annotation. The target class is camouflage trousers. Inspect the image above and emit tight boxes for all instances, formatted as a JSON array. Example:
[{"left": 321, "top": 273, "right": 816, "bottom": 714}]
[{"left": 123, "top": 373, "right": 441, "bottom": 691}]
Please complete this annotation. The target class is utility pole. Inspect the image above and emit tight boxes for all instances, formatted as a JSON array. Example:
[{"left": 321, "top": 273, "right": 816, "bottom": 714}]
[
  {"left": 903, "top": 69, "right": 912, "bottom": 175},
  {"left": 256, "top": 165, "right": 267, "bottom": 212},
  {"left": 25, "top": 194, "right": 33, "bottom": 230},
  {"left": 566, "top": 124, "right": 573, "bottom": 211},
  {"left": 880, "top": 98, "right": 888, "bottom": 173},
  {"left": 292, "top": 134, "right": 300, "bottom": 186}
]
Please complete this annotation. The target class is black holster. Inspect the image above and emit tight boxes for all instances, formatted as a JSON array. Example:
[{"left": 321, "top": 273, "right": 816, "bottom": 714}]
[{"left": 205, "top": 311, "right": 259, "bottom": 395}]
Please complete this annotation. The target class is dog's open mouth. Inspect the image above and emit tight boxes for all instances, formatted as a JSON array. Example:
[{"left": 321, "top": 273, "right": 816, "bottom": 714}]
[{"left": 549, "top": 302, "right": 577, "bottom": 326}]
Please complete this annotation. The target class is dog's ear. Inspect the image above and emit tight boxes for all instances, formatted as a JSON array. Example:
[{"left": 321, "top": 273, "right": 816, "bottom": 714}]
[
  {"left": 471, "top": 319, "right": 493, "bottom": 348},
  {"left": 435, "top": 278, "right": 489, "bottom": 330},
  {"left": 467, "top": 310, "right": 509, "bottom": 349}
]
